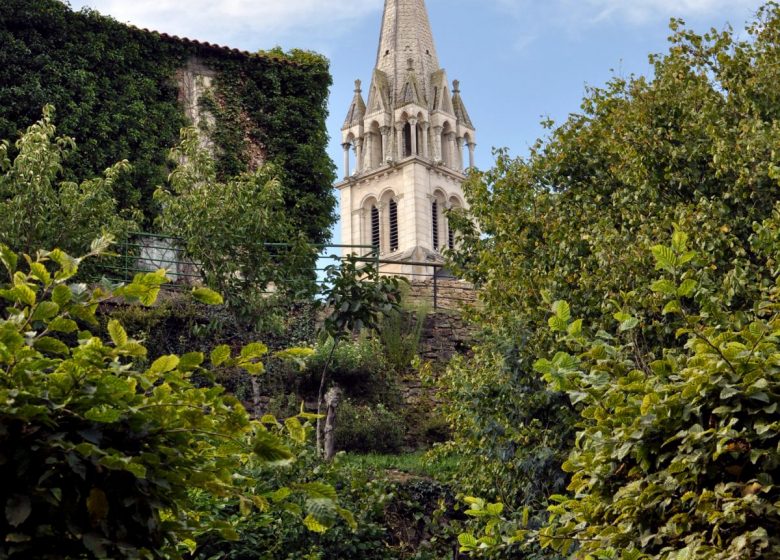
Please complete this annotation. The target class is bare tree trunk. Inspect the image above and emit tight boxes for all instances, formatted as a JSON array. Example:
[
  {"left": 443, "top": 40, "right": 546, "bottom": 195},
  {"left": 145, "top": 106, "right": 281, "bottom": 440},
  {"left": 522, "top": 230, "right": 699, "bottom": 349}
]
[
  {"left": 323, "top": 386, "right": 343, "bottom": 461},
  {"left": 316, "top": 337, "right": 339, "bottom": 455},
  {"left": 250, "top": 376, "right": 261, "bottom": 418}
]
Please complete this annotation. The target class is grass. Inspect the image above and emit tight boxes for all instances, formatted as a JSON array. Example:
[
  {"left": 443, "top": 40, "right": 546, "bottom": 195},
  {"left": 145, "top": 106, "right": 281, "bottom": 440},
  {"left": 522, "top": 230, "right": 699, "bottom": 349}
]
[{"left": 339, "top": 450, "right": 460, "bottom": 481}]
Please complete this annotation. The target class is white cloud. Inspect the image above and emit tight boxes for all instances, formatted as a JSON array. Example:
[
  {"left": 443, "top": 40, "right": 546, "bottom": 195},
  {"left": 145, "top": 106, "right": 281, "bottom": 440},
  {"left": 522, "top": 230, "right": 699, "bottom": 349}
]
[
  {"left": 69, "top": 0, "right": 384, "bottom": 50},
  {"left": 493, "top": 0, "right": 764, "bottom": 27},
  {"left": 585, "top": 0, "right": 763, "bottom": 25}
]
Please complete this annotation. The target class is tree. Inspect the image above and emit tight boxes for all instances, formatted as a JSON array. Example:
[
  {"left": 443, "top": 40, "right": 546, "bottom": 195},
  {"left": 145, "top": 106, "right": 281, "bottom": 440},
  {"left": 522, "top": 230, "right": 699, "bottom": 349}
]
[
  {"left": 155, "top": 127, "right": 318, "bottom": 323},
  {"left": 534, "top": 227, "right": 780, "bottom": 559},
  {"left": 316, "top": 255, "right": 404, "bottom": 457},
  {"left": 444, "top": 1, "right": 780, "bottom": 553},
  {"left": 0, "top": 106, "right": 138, "bottom": 258},
  {"left": 0, "top": 241, "right": 349, "bottom": 559}
]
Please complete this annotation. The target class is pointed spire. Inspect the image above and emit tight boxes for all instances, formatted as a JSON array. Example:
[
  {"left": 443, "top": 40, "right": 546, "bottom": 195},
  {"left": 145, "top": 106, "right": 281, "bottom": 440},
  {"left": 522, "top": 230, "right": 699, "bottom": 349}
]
[
  {"left": 375, "top": 0, "right": 439, "bottom": 105},
  {"left": 451, "top": 79, "right": 474, "bottom": 129},
  {"left": 342, "top": 79, "right": 366, "bottom": 129}
]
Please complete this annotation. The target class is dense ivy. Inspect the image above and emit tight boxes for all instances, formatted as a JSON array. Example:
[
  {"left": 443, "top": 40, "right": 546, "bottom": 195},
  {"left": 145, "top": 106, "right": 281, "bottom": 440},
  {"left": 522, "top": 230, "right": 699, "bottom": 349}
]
[
  {"left": 0, "top": 0, "right": 187, "bottom": 222},
  {"left": 0, "top": 0, "right": 336, "bottom": 242}
]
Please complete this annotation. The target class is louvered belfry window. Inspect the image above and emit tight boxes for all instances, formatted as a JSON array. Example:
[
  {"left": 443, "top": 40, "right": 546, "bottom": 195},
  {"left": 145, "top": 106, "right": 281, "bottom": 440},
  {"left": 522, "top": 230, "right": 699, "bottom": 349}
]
[
  {"left": 448, "top": 222, "right": 455, "bottom": 250},
  {"left": 371, "top": 205, "right": 380, "bottom": 250},
  {"left": 431, "top": 200, "right": 439, "bottom": 249},
  {"left": 389, "top": 200, "right": 399, "bottom": 252}
]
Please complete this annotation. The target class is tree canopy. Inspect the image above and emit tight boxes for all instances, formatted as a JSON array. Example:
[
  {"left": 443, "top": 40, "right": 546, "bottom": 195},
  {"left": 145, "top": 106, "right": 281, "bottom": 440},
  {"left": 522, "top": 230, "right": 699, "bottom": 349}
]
[{"left": 445, "top": 3, "right": 780, "bottom": 557}]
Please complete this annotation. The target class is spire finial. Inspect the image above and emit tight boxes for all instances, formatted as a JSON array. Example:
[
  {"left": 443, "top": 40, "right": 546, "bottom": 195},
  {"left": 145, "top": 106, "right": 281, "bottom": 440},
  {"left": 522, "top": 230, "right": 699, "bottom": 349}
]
[
  {"left": 453, "top": 79, "right": 460, "bottom": 94},
  {"left": 354, "top": 79, "right": 362, "bottom": 93}
]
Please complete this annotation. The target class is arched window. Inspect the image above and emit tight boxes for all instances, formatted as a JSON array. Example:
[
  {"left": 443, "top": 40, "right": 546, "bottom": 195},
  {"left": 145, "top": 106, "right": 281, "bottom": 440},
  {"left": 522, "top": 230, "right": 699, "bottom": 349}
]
[
  {"left": 371, "top": 205, "right": 380, "bottom": 250},
  {"left": 389, "top": 199, "right": 399, "bottom": 252},
  {"left": 440, "top": 123, "right": 452, "bottom": 167},
  {"left": 448, "top": 196, "right": 462, "bottom": 250},
  {"left": 403, "top": 123, "right": 412, "bottom": 157},
  {"left": 431, "top": 200, "right": 439, "bottom": 249}
]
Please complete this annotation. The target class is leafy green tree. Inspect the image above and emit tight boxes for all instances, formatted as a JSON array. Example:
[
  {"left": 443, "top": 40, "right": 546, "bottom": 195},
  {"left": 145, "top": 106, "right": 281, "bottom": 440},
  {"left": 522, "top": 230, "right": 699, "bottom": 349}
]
[
  {"left": 315, "top": 255, "right": 404, "bottom": 456},
  {"left": 0, "top": 106, "right": 138, "bottom": 258},
  {"left": 530, "top": 228, "right": 780, "bottom": 559},
  {"left": 442, "top": 2, "right": 780, "bottom": 533},
  {"left": 155, "top": 127, "right": 318, "bottom": 323},
  {"left": 0, "top": 240, "right": 347, "bottom": 559}
]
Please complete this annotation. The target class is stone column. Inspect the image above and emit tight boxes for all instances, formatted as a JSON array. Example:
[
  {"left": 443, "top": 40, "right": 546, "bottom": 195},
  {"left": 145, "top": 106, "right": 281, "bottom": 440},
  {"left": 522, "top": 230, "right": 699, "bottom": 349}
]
[
  {"left": 468, "top": 142, "right": 477, "bottom": 169},
  {"left": 421, "top": 122, "right": 430, "bottom": 158},
  {"left": 409, "top": 117, "right": 418, "bottom": 156},
  {"left": 380, "top": 126, "right": 391, "bottom": 163},
  {"left": 342, "top": 143, "right": 351, "bottom": 177},
  {"left": 395, "top": 123, "right": 405, "bottom": 159},
  {"left": 354, "top": 138, "right": 363, "bottom": 174},
  {"left": 432, "top": 125, "right": 443, "bottom": 162},
  {"left": 448, "top": 133, "right": 456, "bottom": 169},
  {"left": 456, "top": 136, "right": 465, "bottom": 172},
  {"left": 363, "top": 132, "right": 374, "bottom": 171}
]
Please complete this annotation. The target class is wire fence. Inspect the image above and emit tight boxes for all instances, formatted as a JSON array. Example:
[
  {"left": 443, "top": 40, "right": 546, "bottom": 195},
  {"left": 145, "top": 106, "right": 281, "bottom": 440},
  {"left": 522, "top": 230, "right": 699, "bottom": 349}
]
[{"left": 100, "top": 233, "right": 476, "bottom": 311}]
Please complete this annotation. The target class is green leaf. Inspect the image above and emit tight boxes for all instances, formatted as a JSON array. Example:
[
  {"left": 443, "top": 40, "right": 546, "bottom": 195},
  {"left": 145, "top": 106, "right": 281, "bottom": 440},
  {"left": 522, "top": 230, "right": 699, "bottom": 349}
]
[
  {"left": 107, "top": 320, "right": 128, "bottom": 347},
  {"left": 671, "top": 230, "right": 688, "bottom": 252},
  {"left": 241, "top": 361, "right": 265, "bottom": 375},
  {"left": 179, "top": 352, "right": 204, "bottom": 370},
  {"left": 651, "top": 279, "right": 677, "bottom": 295},
  {"left": 337, "top": 506, "right": 357, "bottom": 530},
  {"left": 241, "top": 342, "right": 269, "bottom": 360},
  {"left": 677, "top": 279, "right": 697, "bottom": 297},
  {"left": 303, "top": 513, "right": 330, "bottom": 533},
  {"left": 567, "top": 319, "right": 583, "bottom": 336},
  {"left": 31, "top": 301, "right": 59, "bottom": 322},
  {"left": 297, "top": 482, "right": 337, "bottom": 501},
  {"left": 211, "top": 345, "right": 231, "bottom": 367},
  {"left": 285, "top": 417, "right": 306, "bottom": 444},
  {"left": 619, "top": 317, "right": 640, "bottom": 332},
  {"left": 252, "top": 430, "right": 294, "bottom": 465},
  {"left": 458, "top": 533, "right": 479, "bottom": 550},
  {"left": 147, "top": 355, "right": 179, "bottom": 374},
  {"left": 51, "top": 284, "right": 72, "bottom": 306},
  {"left": 84, "top": 406, "right": 123, "bottom": 423},
  {"left": 34, "top": 336, "right": 69, "bottom": 356},
  {"left": 5, "top": 495, "right": 31, "bottom": 528},
  {"left": 552, "top": 300, "right": 571, "bottom": 322},
  {"left": 0, "top": 245, "right": 18, "bottom": 275},
  {"left": 49, "top": 249, "right": 79, "bottom": 281},
  {"left": 48, "top": 317, "right": 78, "bottom": 333},
  {"left": 192, "top": 287, "right": 224, "bottom": 305},
  {"left": 14, "top": 284, "right": 36, "bottom": 306},
  {"left": 29, "top": 262, "right": 51, "bottom": 286},
  {"left": 651, "top": 245, "right": 677, "bottom": 272},
  {"left": 663, "top": 300, "right": 682, "bottom": 315}
]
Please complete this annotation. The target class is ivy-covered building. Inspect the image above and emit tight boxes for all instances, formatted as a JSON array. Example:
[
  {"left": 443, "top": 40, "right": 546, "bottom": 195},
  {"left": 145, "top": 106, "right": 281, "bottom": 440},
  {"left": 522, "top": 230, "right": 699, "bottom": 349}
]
[{"left": 0, "top": 0, "right": 336, "bottom": 243}]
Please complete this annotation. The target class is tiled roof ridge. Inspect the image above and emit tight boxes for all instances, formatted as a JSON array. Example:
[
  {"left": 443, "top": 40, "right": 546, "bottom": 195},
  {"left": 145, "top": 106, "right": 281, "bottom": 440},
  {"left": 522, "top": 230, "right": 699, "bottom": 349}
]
[{"left": 126, "top": 25, "right": 303, "bottom": 67}]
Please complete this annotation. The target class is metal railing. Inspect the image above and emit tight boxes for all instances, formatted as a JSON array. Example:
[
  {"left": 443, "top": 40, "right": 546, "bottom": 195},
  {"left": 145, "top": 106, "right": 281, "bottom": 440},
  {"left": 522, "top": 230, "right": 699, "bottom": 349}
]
[{"left": 99, "top": 233, "right": 475, "bottom": 310}]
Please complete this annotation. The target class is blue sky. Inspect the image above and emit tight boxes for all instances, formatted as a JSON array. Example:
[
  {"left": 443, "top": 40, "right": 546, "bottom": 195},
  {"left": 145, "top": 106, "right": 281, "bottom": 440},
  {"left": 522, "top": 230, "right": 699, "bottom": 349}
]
[{"left": 69, "top": 0, "right": 767, "bottom": 241}]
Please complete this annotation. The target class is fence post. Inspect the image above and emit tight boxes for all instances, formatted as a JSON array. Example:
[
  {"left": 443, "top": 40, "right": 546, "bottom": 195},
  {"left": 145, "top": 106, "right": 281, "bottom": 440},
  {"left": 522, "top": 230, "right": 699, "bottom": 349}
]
[{"left": 433, "top": 265, "right": 438, "bottom": 310}]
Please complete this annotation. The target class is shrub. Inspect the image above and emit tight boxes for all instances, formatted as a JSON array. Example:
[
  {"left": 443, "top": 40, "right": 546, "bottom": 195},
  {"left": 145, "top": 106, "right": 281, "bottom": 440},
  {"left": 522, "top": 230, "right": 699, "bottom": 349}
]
[
  {"left": 0, "top": 241, "right": 347, "bottom": 559},
  {"left": 0, "top": 106, "right": 138, "bottom": 260},
  {"left": 335, "top": 401, "right": 405, "bottom": 454},
  {"left": 302, "top": 337, "right": 398, "bottom": 404},
  {"left": 377, "top": 305, "right": 428, "bottom": 374}
]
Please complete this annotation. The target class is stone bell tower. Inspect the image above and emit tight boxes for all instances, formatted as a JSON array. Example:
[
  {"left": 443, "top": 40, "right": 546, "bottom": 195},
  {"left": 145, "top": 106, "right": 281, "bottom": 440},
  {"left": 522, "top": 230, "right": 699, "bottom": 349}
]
[{"left": 336, "top": 0, "right": 476, "bottom": 275}]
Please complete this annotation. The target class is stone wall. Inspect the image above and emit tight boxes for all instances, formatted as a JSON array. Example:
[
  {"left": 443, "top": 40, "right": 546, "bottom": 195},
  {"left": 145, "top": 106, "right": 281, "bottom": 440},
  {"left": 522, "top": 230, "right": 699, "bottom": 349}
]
[{"left": 406, "top": 278, "right": 478, "bottom": 312}]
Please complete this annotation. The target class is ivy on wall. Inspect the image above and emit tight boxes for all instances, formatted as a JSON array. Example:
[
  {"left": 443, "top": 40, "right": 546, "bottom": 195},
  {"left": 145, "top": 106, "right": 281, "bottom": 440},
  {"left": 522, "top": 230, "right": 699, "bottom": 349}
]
[{"left": 0, "top": 0, "right": 336, "bottom": 243}]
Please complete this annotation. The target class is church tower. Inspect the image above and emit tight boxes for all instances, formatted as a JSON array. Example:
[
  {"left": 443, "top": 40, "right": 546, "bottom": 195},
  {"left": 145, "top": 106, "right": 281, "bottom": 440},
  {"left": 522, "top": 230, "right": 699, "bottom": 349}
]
[{"left": 336, "top": 0, "right": 476, "bottom": 274}]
